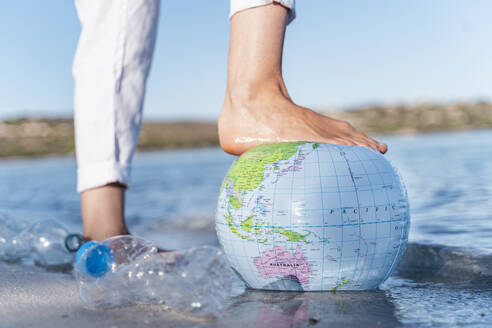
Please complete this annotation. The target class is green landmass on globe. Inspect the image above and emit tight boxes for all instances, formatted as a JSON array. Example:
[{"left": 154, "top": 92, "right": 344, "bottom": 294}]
[{"left": 221, "top": 142, "right": 316, "bottom": 244}]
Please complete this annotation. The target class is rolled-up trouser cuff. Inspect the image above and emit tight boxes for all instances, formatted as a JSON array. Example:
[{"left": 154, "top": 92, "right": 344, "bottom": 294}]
[
  {"left": 73, "top": 0, "right": 159, "bottom": 194},
  {"left": 230, "top": 0, "right": 296, "bottom": 25},
  {"left": 77, "top": 161, "right": 131, "bottom": 193}
]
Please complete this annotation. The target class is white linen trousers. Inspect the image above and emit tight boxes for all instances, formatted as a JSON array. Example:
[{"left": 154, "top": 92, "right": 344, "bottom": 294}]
[{"left": 73, "top": 0, "right": 295, "bottom": 192}]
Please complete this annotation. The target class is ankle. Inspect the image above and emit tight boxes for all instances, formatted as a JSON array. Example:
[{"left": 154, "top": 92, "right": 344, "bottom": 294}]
[
  {"left": 224, "top": 76, "right": 288, "bottom": 111},
  {"left": 84, "top": 226, "right": 129, "bottom": 241},
  {"left": 81, "top": 183, "right": 127, "bottom": 241}
]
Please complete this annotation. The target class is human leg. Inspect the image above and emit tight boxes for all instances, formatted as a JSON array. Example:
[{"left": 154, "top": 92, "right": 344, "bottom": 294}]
[
  {"left": 220, "top": 2, "right": 387, "bottom": 155},
  {"left": 80, "top": 183, "right": 127, "bottom": 240},
  {"left": 73, "top": 0, "right": 159, "bottom": 240}
]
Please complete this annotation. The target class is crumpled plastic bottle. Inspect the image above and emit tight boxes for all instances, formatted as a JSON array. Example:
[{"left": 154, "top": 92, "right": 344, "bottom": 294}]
[
  {"left": 0, "top": 212, "right": 83, "bottom": 267},
  {"left": 74, "top": 235, "right": 244, "bottom": 316}
]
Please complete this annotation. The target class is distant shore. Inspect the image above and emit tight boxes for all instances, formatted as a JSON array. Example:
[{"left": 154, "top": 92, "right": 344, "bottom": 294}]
[
  {"left": 1, "top": 101, "right": 491, "bottom": 158},
  {"left": 324, "top": 101, "right": 492, "bottom": 135}
]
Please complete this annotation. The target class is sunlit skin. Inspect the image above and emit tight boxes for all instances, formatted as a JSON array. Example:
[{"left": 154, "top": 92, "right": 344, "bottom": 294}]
[
  {"left": 218, "top": 3, "right": 387, "bottom": 155},
  {"left": 81, "top": 3, "right": 386, "bottom": 241},
  {"left": 81, "top": 183, "right": 128, "bottom": 241}
]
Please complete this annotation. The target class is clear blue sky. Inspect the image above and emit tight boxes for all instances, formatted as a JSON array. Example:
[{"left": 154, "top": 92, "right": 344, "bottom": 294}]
[{"left": 1, "top": 1, "right": 491, "bottom": 120}]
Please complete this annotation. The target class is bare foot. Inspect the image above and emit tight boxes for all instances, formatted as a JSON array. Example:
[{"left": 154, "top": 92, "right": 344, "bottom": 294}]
[
  {"left": 220, "top": 3, "right": 387, "bottom": 156},
  {"left": 219, "top": 84, "right": 388, "bottom": 155}
]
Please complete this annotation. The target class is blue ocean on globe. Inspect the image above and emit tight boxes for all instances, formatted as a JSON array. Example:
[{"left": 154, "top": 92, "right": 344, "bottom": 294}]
[{"left": 216, "top": 142, "right": 410, "bottom": 291}]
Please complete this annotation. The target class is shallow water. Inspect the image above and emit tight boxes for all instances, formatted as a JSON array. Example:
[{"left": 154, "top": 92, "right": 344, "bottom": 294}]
[{"left": 0, "top": 129, "right": 491, "bottom": 327}]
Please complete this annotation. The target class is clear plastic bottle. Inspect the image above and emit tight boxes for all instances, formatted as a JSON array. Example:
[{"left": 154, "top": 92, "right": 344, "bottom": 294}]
[
  {"left": 0, "top": 212, "right": 83, "bottom": 267},
  {"left": 74, "top": 235, "right": 244, "bottom": 316}
]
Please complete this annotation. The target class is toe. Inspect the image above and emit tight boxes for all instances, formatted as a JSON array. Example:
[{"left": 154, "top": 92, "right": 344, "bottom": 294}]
[{"left": 377, "top": 142, "right": 388, "bottom": 154}]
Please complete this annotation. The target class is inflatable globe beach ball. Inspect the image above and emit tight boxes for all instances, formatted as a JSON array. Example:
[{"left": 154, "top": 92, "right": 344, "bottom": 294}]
[{"left": 215, "top": 142, "right": 410, "bottom": 291}]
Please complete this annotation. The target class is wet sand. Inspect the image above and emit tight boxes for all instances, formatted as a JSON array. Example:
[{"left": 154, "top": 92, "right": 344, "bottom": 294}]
[
  {"left": 0, "top": 260, "right": 402, "bottom": 328},
  {"left": 4, "top": 242, "right": 492, "bottom": 328}
]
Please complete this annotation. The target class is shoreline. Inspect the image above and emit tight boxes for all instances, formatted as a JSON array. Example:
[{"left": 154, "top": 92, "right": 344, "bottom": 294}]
[
  {"left": 1, "top": 101, "right": 491, "bottom": 159},
  {"left": 1, "top": 127, "right": 491, "bottom": 162}
]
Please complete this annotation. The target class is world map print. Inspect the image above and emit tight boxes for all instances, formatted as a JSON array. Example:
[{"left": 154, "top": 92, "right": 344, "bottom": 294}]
[{"left": 216, "top": 142, "right": 410, "bottom": 291}]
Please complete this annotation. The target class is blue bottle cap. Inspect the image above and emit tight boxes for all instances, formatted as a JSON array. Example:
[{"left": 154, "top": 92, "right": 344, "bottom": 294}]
[{"left": 76, "top": 241, "right": 114, "bottom": 277}]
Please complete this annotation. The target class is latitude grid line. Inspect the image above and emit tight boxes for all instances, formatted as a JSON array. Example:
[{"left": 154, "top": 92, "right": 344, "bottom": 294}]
[
  {"left": 218, "top": 234, "right": 397, "bottom": 244},
  {"left": 266, "top": 183, "right": 396, "bottom": 193},
  {"left": 296, "top": 172, "right": 394, "bottom": 178},
  {"left": 221, "top": 204, "right": 404, "bottom": 211},
  {"left": 216, "top": 252, "right": 396, "bottom": 261},
  {"left": 216, "top": 217, "right": 403, "bottom": 229}
]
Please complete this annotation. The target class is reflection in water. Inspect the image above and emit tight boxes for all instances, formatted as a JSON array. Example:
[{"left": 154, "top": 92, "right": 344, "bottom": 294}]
[{"left": 222, "top": 290, "right": 400, "bottom": 328}]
